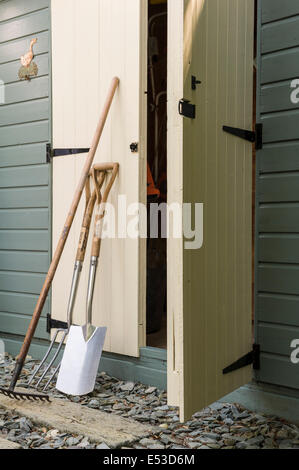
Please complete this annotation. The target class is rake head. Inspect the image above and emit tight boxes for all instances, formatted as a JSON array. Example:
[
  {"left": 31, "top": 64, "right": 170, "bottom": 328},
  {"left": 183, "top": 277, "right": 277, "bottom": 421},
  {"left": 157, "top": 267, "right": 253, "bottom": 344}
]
[{"left": 0, "top": 387, "right": 50, "bottom": 402}]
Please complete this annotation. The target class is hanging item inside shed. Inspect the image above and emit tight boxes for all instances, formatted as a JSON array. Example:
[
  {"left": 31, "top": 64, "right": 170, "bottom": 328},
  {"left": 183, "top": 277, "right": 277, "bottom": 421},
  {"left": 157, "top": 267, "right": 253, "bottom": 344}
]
[
  {"left": 18, "top": 38, "right": 38, "bottom": 80},
  {"left": 146, "top": 0, "right": 167, "bottom": 345}
]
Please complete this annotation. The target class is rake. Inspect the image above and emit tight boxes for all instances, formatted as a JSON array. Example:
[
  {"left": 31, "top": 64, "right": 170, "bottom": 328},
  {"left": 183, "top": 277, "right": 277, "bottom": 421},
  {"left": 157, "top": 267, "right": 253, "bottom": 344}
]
[{"left": 0, "top": 78, "right": 119, "bottom": 402}]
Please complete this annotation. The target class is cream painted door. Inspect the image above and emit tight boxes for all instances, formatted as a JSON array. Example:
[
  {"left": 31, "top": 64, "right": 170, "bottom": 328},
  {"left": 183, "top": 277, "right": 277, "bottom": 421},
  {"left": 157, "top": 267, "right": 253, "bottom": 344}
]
[
  {"left": 51, "top": 0, "right": 147, "bottom": 357},
  {"left": 168, "top": 0, "right": 254, "bottom": 421}
]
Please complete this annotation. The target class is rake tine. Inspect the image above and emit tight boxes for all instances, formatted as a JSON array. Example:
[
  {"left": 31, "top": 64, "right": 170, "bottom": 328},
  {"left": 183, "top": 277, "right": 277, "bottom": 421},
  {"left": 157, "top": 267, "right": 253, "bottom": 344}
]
[
  {"left": 36, "top": 331, "right": 67, "bottom": 389},
  {"left": 28, "top": 330, "right": 61, "bottom": 386},
  {"left": 0, "top": 386, "right": 50, "bottom": 402}
]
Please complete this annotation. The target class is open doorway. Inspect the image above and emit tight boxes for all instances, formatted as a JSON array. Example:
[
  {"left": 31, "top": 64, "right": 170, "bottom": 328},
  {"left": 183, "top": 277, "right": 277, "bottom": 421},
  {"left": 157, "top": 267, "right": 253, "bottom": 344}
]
[{"left": 146, "top": 0, "right": 167, "bottom": 349}]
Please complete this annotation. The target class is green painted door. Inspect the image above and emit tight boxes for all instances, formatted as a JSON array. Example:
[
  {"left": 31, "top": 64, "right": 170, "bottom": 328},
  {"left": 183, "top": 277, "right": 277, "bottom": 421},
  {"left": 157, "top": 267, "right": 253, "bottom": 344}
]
[
  {"left": 255, "top": 0, "right": 299, "bottom": 390},
  {"left": 0, "top": 0, "right": 51, "bottom": 356}
]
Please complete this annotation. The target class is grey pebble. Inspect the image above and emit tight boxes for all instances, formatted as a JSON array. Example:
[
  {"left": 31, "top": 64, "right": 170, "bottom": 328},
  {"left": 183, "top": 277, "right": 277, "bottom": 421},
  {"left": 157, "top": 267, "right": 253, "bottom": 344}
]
[
  {"left": 71, "top": 397, "right": 81, "bottom": 403},
  {"left": 276, "top": 428, "right": 289, "bottom": 440},
  {"left": 160, "top": 434, "right": 171, "bottom": 445},
  {"left": 120, "top": 382, "right": 135, "bottom": 392},
  {"left": 224, "top": 418, "right": 234, "bottom": 426},
  {"left": 201, "top": 432, "right": 221, "bottom": 440},
  {"left": 198, "top": 437, "right": 219, "bottom": 445},
  {"left": 170, "top": 445, "right": 188, "bottom": 450},
  {"left": 145, "top": 387, "right": 157, "bottom": 395},
  {"left": 188, "top": 441, "right": 200, "bottom": 449},
  {"left": 4, "top": 421, "right": 19, "bottom": 430},
  {"left": 97, "top": 443, "right": 110, "bottom": 449},
  {"left": 235, "top": 441, "right": 249, "bottom": 449},
  {"left": 52, "top": 440, "right": 65, "bottom": 449},
  {"left": 66, "top": 437, "right": 80, "bottom": 447},
  {"left": 147, "top": 443, "right": 165, "bottom": 450},
  {"left": 19, "top": 417, "right": 32, "bottom": 432},
  {"left": 246, "top": 435, "right": 264, "bottom": 447},
  {"left": 88, "top": 399, "right": 100, "bottom": 409},
  {"left": 157, "top": 405, "right": 169, "bottom": 411},
  {"left": 279, "top": 440, "right": 293, "bottom": 449},
  {"left": 139, "top": 438, "right": 156, "bottom": 447},
  {"left": 208, "top": 403, "right": 225, "bottom": 412},
  {"left": 31, "top": 438, "right": 48, "bottom": 448},
  {"left": 1, "top": 354, "right": 299, "bottom": 452}
]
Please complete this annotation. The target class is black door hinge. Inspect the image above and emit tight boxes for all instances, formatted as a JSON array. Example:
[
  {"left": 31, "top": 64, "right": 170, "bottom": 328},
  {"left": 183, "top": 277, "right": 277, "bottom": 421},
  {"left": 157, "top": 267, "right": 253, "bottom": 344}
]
[
  {"left": 223, "top": 123, "right": 263, "bottom": 150},
  {"left": 46, "top": 314, "right": 68, "bottom": 334},
  {"left": 179, "top": 99, "right": 196, "bottom": 119},
  {"left": 223, "top": 344, "right": 260, "bottom": 375},
  {"left": 46, "top": 144, "right": 90, "bottom": 163}
]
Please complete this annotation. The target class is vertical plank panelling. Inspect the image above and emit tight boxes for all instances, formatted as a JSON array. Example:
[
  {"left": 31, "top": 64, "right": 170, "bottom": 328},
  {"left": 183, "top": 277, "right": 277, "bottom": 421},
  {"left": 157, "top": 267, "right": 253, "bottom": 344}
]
[
  {"left": 168, "top": 0, "right": 254, "bottom": 420},
  {"left": 167, "top": 0, "right": 184, "bottom": 408},
  {"left": 51, "top": 0, "right": 147, "bottom": 358}
]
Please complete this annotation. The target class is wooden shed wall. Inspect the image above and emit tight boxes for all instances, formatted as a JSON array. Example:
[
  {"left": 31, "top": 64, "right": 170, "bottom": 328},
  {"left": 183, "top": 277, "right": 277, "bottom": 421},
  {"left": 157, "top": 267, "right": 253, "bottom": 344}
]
[
  {"left": 255, "top": 0, "right": 299, "bottom": 390},
  {"left": 0, "top": 0, "right": 51, "bottom": 354}
]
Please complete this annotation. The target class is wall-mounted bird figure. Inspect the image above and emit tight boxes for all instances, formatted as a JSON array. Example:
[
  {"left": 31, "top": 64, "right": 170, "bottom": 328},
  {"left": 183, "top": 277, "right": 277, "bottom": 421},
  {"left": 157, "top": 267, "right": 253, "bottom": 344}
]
[{"left": 19, "top": 38, "right": 39, "bottom": 81}]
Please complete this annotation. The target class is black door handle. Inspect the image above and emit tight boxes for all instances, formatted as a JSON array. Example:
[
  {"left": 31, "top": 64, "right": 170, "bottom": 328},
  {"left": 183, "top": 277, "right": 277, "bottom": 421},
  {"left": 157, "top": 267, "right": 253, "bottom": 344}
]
[{"left": 192, "top": 75, "right": 202, "bottom": 90}]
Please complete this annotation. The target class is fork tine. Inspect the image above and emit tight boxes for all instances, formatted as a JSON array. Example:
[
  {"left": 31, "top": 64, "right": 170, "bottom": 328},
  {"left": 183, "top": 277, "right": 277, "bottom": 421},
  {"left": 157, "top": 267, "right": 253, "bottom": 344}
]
[
  {"left": 43, "top": 360, "right": 61, "bottom": 391},
  {"left": 28, "top": 330, "right": 61, "bottom": 386},
  {"left": 36, "top": 331, "right": 67, "bottom": 389}
]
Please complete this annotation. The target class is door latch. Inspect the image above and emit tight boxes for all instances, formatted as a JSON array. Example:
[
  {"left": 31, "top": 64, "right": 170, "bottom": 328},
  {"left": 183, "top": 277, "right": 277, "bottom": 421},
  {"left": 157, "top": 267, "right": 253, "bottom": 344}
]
[
  {"left": 130, "top": 142, "right": 139, "bottom": 153},
  {"left": 178, "top": 99, "right": 196, "bottom": 119}
]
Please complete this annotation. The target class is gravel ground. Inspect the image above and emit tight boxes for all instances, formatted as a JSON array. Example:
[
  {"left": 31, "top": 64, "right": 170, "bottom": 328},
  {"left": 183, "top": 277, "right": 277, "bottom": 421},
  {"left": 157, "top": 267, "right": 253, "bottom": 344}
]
[{"left": 1, "top": 354, "right": 299, "bottom": 450}]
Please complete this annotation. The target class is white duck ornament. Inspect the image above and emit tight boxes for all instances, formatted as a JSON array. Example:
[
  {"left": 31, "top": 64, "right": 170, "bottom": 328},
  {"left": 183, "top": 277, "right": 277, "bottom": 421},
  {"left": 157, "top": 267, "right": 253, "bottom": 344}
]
[{"left": 19, "top": 38, "right": 38, "bottom": 80}]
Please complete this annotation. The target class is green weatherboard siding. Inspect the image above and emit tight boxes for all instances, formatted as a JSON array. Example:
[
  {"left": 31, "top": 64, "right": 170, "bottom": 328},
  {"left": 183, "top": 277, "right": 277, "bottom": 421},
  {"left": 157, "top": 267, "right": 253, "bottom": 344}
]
[
  {"left": 0, "top": 0, "right": 51, "bottom": 353},
  {"left": 255, "top": 0, "right": 299, "bottom": 391}
]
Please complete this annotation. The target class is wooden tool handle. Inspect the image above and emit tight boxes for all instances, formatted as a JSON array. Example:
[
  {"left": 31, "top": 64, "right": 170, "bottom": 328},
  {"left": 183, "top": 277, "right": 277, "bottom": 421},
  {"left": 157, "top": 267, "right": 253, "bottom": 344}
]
[
  {"left": 14, "top": 78, "right": 119, "bottom": 368},
  {"left": 76, "top": 172, "right": 106, "bottom": 262},
  {"left": 91, "top": 163, "right": 119, "bottom": 258}
]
